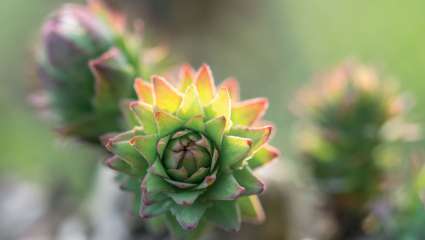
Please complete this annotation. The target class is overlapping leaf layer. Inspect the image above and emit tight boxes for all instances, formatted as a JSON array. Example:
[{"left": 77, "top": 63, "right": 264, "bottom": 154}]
[{"left": 105, "top": 64, "right": 279, "bottom": 235}]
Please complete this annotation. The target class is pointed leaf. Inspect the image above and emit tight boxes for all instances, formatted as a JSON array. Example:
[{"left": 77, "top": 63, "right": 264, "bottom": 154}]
[
  {"left": 237, "top": 196, "right": 265, "bottom": 224},
  {"left": 105, "top": 155, "right": 132, "bottom": 174},
  {"left": 205, "top": 116, "right": 226, "bottom": 146},
  {"left": 219, "top": 78, "right": 240, "bottom": 102},
  {"left": 232, "top": 98, "right": 268, "bottom": 126},
  {"left": 154, "top": 109, "right": 184, "bottom": 137},
  {"left": 186, "top": 167, "right": 209, "bottom": 183},
  {"left": 184, "top": 115, "right": 205, "bottom": 132},
  {"left": 221, "top": 135, "right": 252, "bottom": 168},
  {"left": 153, "top": 75, "right": 182, "bottom": 112},
  {"left": 195, "top": 64, "right": 215, "bottom": 105},
  {"left": 142, "top": 172, "right": 174, "bottom": 195},
  {"left": 233, "top": 167, "right": 264, "bottom": 195},
  {"left": 165, "top": 212, "right": 209, "bottom": 240},
  {"left": 164, "top": 178, "right": 197, "bottom": 189},
  {"left": 142, "top": 191, "right": 168, "bottom": 207},
  {"left": 130, "top": 101, "right": 157, "bottom": 134},
  {"left": 176, "top": 85, "right": 204, "bottom": 121},
  {"left": 230, "top": 125, "right": 272, "bottom": 151},
  {"left": 206, "top": 201, "right": 241, "bottom": 232},
  {"left": 157, "top": 135, "right": 170, "bottom": 158},
  {"left": 103, "top": 128, "right": 143, "bottom": 146},
  {"left": 211, "top": 149, "right": 219, "bottom": 171},
  {"left": 194, "top": 171, "right": 217, "bottom": 190},
  {"left": 119, "top": 175, "right": 141, "bottom": 192},
  {"left": 134, "top": 78, "right": 153, "bottom": 104},
  {"left": 179, "top": 64, "right": 195, "bottom": 91},
  {"left": 170, "top": 202, "right": 209, "bottom": 230},
  {"left": 167, "top": 168, "right": 189, "bottom": 182},
  {"left": 205, "top": 87, "right": 231, "bottom": 130},
  {"left": 205, "top": 173, "right": 245, "bottom": 200},
  {"left": 130, "top": 134, "right": 158, "bottom": 164},
  {"left": 140, "top": 199, "right": 172, "bottom": 219},
  {"left": 167, "top": 190, "right": 204, "bottom": 206},
  {"left": 141, "top": 173, "right": 173, "bottom": 205},
  {"left": 148, "top": 160, "right": 169, "bottom": 178},
  {"left": 106, "top": 136, "right": 148, "bottom": 173},
  {"left": 248, "top": 144, "right": 279, "bottom": 169}
]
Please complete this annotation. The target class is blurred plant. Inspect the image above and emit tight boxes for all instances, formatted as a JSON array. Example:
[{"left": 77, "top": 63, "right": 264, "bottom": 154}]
[
  {"left": 35, "top": 0, "right": 169, "bottom": 143},
  {"left": 383, "top": 152, "right": 425, "bottom": 239},
  {"left": 293, "top": 62, "right": 412, "bottom": 239},
  {"left": 104, "top": 64, "right": 279, "bottom": 239}
]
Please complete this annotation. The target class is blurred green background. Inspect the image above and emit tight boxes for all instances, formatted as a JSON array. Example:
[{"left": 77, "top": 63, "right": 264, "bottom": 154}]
[{"left": 1, "top": 0, "right": 424, "bottom": 197}]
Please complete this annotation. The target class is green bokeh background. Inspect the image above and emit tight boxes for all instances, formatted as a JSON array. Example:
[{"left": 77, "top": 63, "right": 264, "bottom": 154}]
[{"left": 1, "top": 0, "right": 424, "bottom": 196}]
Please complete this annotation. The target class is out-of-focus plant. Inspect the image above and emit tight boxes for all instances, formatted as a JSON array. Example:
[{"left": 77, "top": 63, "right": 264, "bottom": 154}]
[
  {"left": 382, "top": 155, "right": 425, "bottom": 239},
  {"left": 35, "top": 0, "right": 169, "bottom": 143},
  {"left": 293, "top": 62, "right": 412, "bottom": 239},
  {"left": 104, "top": 64, "right": 279, "bottom": 239}
]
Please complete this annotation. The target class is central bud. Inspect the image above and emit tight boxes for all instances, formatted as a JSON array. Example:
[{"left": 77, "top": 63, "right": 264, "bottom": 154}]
[{"left": 162, "top": 130, "right": 213, "bottom": 184}]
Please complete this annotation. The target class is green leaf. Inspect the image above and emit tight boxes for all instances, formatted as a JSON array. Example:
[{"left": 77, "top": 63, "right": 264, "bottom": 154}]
[
  {"left": 157, "top": 135, "right": 170, "bottom": 158},
  {"left": 108, "top": 140, "right": 148, "bottom": 174},
  {"left": 194, "top": 170, "right": 217, "bottom": 190},
  {"left": 141, "top": 173, "right": 172, "bottom": 206},
  {"left": 165, "top": 212, "right": 210, "bottom": 240},
  {"left": 205, "top": 116, "right": 226, "bottom": 146},
  {"left": 164, "top": 178, "right": 197, "bottom": 189},
  {"left": 221, "top": 135, "right": 252, "bottom": 168},
  {"left": 204, "top": 87, "right": 231, "bottom": 126},
  {"left": 210, "top": 149, "right": 219, "bottom": 171},
  {"left": 177, "top": 85, "right": 204, "bottom": 121},
  {"left": 119, "top": 175, "right": 141, "bottom": 192},
  {"left": 105, "top": 155, "right": 132, "bottom": 174},
  {"left": 167, "top": 168, "right": 189, "bottom": 182},
  {"left": 140, "top": 199, "right": 172, "bottom": 219},
  {"left": 206, "top": 201, "right": 241, "bottom": 232},
  {"left": 142, "top": 191, "right": 168, "bottom": 207},
  {"left": 169, "top": 202, "right": 209, "bottom": 230},
  {"left": 145, "top": 216, "right": 167, "bottom": 234},
  {"left": 237, "top": 196, "right": 265, "bottom": 223},
  {"left": 248, "top": 145, "right": 279, "bottom": 169},
  {"left": 229, "top": 126, "right": 272, "bottom": 152},
  {"left": 130, "top": 101, "right": 157, "bottom": 134},
  {"left": 231, "top": 98, "right": 268, "bottom": 126},
  {"left": 205, "top": 173, "right": 245, "bottom": 200},
  {"left": 186, "top": 168, "right": 209, "bottom": 183},
  {"left": 130, "top": 134, "right": 158, "bottom": 164},
  {"left": 233, "top": 167, "right": 264, "bottom": 195},
  {"left": 131, "top": 185, "right": 142, "bottom": 214},
  {"left": 184, "top": 115, "right": 205, "bottom": 132},
  {"left": 142, "top": 173, "right": 174, "bottom": 194},
  {"left": 154, "top": 109, "right": 184, "bottom": 137},
  {"left": 148, "top": 160, "right": 169, "bottom": 178},
  {"left": 167, "top": 190, "right": 204, "bottom": 206}
]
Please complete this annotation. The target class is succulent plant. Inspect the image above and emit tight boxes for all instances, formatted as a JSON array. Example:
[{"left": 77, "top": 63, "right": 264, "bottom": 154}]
[
  {"left": 294, "top": 62, "right": 406, "bottom": 238},
  {"left": 104, "top": 64, "right": 279, "bottom": 238},
  {"left": 36, "top": 0, "right": 168, "bottom": 142}
]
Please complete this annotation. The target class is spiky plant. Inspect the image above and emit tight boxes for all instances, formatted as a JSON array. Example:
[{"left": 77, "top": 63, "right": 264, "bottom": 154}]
[
  {"left": 104, "top": 64, "right": 279, "bottom": 238},
  {"left": 373, "top": 153, "right": 425, "bottom": 239},
  {"left": 294, "top": 62, "right": 405, "bottom": 239},
  {"left": 36, "top": 0, "right": 168, "bottom": 143}
]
